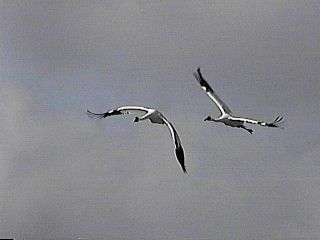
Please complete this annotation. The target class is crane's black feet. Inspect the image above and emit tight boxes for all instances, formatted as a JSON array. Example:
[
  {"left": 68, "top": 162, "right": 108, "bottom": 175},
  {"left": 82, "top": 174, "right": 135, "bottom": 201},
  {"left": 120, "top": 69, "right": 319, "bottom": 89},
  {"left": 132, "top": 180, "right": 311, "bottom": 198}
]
[
  {"left": 246, "top": 128, "right": 253, "bottom": 134},
  {"left": 239, "top": 125, "right": 253, "bottom": 134}
]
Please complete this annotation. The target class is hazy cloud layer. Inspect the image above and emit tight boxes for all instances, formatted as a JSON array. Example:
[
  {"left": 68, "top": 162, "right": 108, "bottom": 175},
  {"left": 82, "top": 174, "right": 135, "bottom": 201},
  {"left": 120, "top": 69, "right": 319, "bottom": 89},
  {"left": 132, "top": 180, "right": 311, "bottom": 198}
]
[{"left": 1, "top": 1, "right": 320, "bottom": 239}]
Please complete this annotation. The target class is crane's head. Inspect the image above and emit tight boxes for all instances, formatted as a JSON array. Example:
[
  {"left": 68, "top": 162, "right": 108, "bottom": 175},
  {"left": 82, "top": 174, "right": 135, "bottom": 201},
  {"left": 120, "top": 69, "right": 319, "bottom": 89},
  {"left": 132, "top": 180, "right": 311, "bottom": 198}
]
[{"left": 204, "top": 116, "right": 215, "bottom": 122}]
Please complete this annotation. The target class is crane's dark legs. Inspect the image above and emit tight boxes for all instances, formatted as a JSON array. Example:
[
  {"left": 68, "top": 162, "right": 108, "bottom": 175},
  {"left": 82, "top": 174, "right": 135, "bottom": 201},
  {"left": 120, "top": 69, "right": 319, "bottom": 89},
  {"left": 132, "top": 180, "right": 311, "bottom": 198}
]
[{"left": 239, "top": 125, "right": 253, "bottom": 134}]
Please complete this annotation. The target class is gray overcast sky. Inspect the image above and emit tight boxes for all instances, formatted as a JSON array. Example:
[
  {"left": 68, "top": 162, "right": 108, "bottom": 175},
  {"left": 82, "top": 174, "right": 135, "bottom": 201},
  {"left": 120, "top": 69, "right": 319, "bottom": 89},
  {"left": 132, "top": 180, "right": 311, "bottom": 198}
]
[{"left": 0, "top": 1, "right": 320, "bottom": 239}]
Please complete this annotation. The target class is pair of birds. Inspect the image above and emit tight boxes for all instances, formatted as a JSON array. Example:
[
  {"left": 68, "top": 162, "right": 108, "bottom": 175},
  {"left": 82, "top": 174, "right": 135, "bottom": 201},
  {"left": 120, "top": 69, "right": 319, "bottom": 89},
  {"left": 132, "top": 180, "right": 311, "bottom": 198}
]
[{"left": 87, "top": 68, "right": 284, "bottom": 174}]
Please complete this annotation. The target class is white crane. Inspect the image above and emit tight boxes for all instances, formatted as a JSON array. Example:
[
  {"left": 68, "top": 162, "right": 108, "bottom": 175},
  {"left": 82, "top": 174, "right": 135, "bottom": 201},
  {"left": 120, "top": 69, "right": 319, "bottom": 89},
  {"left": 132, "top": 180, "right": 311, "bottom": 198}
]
[
  {"left": 194, "top": 67, "right": 284, "bottom": 134},
  {"left": 87, "top": 106, "right": 186, "bottom": 173}
]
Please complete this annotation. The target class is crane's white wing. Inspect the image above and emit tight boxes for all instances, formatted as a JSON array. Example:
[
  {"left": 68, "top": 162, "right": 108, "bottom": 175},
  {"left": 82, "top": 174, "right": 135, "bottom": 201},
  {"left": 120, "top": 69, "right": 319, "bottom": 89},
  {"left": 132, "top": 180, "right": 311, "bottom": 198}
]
[
  {"left": 86, "top": 106, "right": 150, "bottom": 119},
  {"left": 161, "top": 116, "right": 186, "bottom": 173},
  {"left": 230, "top": 116, "right": 284, "bottom": 128},
  {"left": 194, "top": 67, "right": 232, "bottom": 115}
]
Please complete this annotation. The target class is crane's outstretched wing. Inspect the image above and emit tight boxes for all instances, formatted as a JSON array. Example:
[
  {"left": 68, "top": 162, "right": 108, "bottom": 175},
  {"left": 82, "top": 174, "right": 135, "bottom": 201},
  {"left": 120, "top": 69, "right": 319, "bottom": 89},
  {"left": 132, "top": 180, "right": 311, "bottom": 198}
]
[
  {"left": 161, "top": 117, "right": 186, "bottom": 173},
  {"left": 194, "top": 67, "right": 232, "bottom": 115},
  {"left": 86, "top": 106, "right": 149, "bottom": 119},
  {"left": 230, "top": 115, "right": 284, "bottom": 128}
]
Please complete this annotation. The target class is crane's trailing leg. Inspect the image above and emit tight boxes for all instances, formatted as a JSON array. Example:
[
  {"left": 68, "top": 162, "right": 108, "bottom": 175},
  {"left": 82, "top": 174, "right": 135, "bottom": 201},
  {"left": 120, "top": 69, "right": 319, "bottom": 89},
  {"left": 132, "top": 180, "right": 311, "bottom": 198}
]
[{"left": 239, "top": 125, "right": 253, "bottom": 134}]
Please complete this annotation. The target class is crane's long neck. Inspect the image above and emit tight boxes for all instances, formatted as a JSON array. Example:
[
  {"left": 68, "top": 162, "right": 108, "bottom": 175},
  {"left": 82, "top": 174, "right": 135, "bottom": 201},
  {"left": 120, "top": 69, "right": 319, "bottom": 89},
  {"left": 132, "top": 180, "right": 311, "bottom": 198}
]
[{"left": 204, "top": 116, "right": 217, "bottom": 122}]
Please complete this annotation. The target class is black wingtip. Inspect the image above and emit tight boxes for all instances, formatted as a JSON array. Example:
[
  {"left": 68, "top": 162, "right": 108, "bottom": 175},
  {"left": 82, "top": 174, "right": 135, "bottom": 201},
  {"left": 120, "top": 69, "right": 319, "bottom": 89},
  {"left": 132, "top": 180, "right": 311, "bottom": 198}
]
[
  {"left": 193, "top": 67, "right": 200, "bottom": 79},
  {"left": 196, "top": 67, "right": 203, "bottom": 78},
  {"left": 86, "top": 109, "right": 96, "bottom": 117},
  {"left": 86, "top": 109, "right": 106, "bottom": 119},
  {"left": 175, "top": 146, "right": 187, "bottom": 173}
]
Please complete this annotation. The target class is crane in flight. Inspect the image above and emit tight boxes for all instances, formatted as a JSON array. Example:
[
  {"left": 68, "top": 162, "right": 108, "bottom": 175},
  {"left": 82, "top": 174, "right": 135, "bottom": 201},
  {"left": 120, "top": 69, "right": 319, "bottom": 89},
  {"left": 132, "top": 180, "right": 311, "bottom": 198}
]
[
  {"left": 193, "top": 67, "right": 284, "bottom": 134},
  {"left": 87, "top": 106, "right": 186, "bottom": 173}
]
